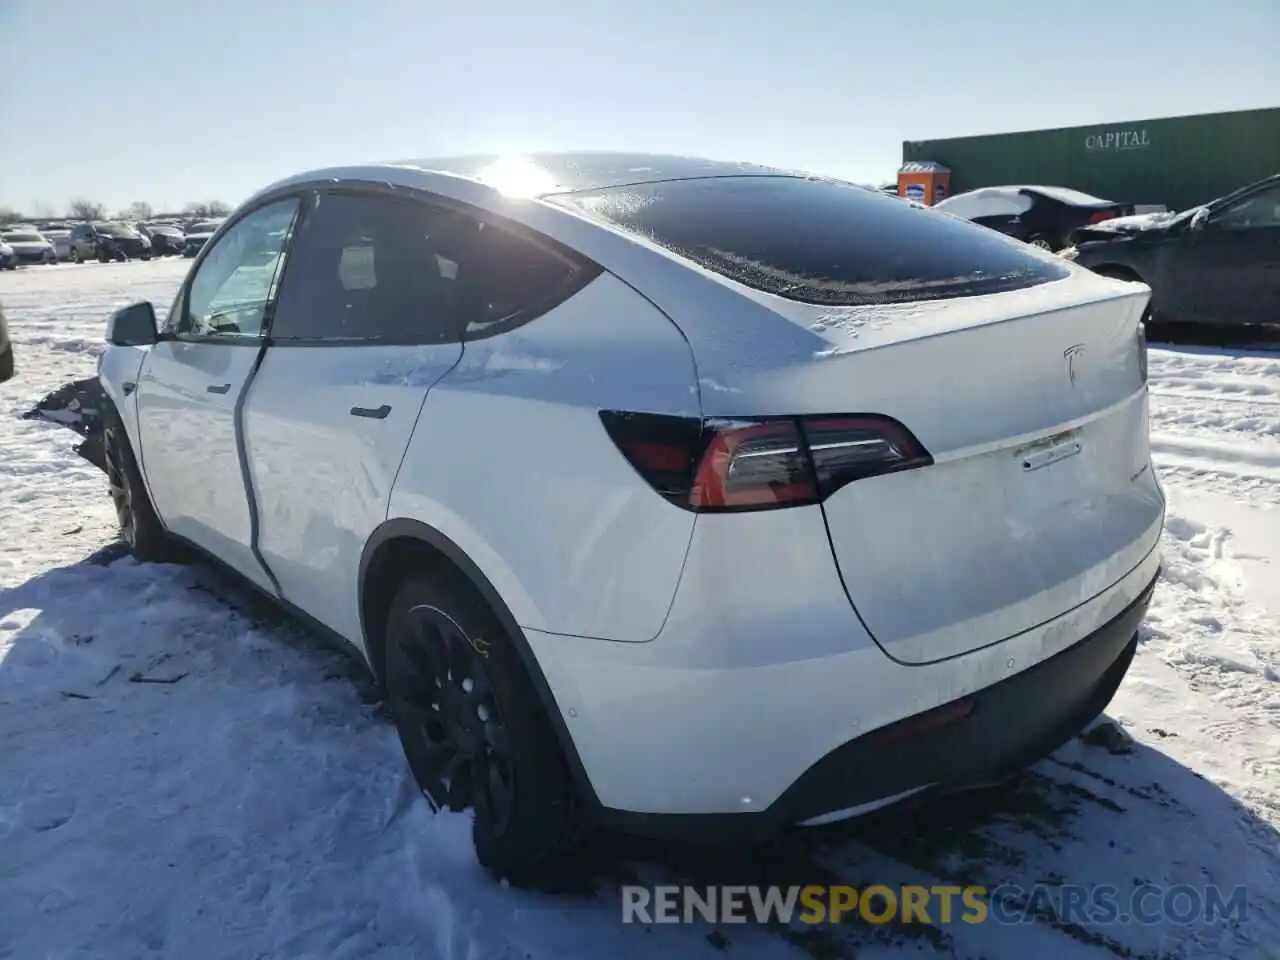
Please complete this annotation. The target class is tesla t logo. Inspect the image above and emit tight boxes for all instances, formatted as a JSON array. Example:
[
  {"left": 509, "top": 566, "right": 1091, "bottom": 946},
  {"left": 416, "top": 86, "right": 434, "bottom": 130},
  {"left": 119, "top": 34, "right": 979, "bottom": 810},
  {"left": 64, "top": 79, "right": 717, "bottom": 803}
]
[{"left": 1064, "top": 344, "right": 1086, "bottom": 386}]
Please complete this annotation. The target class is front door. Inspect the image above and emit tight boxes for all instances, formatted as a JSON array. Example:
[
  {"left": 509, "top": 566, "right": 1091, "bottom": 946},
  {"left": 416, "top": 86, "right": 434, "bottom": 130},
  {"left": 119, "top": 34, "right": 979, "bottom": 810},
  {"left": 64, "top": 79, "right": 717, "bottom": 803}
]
[{"left": 135, "top": 197, "right": 301, "bottom": 589}]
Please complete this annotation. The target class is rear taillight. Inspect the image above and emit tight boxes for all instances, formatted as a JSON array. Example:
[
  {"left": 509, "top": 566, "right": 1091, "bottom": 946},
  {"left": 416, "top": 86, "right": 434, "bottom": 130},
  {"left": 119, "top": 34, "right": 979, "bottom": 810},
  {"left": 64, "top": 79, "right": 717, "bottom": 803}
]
[
  {"left": 1087, "top": 210, "right": 1118, "bottom": 224},
  {"left": 600, "top": 411, "right": 931, "bottom": 512}
]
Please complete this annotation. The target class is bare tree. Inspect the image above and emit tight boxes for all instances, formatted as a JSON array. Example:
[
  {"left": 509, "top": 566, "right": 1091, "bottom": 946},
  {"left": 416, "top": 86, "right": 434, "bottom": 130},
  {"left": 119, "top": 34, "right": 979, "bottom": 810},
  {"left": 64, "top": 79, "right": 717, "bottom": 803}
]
[
  {"left": 0, "top": 205, "right": 23, "bottom": 224},
  {"left": 67, "top": 198, "right": 106, "bottom": 220},
  {"left": 126, "top": 201, "right": 154, "bottom": 221},
  {"left": 183, "top": 200, "right": 232, "bottom": 218}
]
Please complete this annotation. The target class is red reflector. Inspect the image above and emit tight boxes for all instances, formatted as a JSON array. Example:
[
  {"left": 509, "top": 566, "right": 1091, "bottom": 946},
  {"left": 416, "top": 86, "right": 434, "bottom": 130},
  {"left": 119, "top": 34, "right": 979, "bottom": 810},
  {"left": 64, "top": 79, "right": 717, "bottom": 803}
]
[{"left": 866, "top": 699, "right": 975, "bottom": 747}]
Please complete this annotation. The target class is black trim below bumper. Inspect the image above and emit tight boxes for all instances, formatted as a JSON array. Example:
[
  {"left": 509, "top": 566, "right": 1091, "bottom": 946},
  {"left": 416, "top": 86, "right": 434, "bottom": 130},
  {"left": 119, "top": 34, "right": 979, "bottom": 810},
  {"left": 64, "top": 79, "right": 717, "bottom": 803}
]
[{"left": 599, "top": 572, "right": 1158, "bottom": 844}]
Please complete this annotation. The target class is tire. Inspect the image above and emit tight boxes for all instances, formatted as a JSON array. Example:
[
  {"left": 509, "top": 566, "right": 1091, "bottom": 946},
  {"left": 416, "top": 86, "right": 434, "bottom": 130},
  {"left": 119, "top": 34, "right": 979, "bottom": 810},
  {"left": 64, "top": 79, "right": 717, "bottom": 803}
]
[
  {"left": 383, "top": 568, "right": 586, "bottom": 883},
  {"left": 71, "top": 248, "right": 82, "bottom": 264},
  {"left": 103, "top": 406, "right": 177, "bottom": 562},
  {"left": 1028, "top": 236, "right": 1053, "bottom": 251}
]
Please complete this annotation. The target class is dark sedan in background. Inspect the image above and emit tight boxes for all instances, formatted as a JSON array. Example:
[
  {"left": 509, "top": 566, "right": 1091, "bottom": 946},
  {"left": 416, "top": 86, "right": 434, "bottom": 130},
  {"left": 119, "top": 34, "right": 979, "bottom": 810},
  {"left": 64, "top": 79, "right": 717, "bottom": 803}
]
[
  {"left": 136, "top": 222, "right": 187, "bottom": 256},
  {"left": 935, "top": 185, "right": 1134, "bottom": 251},
  {"left": 69, "top": 222, "right": 153, "bottom": 262},
  {"left": 1066, "top": 174, "right": 1280, "bottom": 327},
  {"left": 182, "top": 219, "right": 223, "bottom": 257}
]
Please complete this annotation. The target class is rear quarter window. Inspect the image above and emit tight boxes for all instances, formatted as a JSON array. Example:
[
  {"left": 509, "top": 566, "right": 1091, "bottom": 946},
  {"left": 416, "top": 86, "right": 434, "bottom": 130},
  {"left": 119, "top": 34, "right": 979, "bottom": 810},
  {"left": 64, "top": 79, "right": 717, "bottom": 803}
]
[{"left": 553, "top": 176, "right": 1068, "bottom": 305}]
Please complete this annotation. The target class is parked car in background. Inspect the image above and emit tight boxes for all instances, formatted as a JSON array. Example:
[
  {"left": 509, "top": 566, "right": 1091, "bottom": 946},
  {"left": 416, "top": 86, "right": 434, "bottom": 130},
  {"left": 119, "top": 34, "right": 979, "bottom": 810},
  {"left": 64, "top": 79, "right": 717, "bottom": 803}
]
[
  {"left": 182, "top": 219, "right": 223, "bottom": 257},
  {"left": 137, "top": 222, "right": 187, "bottom": 256},
  {"left": 934, "top": 185, "right": 1134, "bottom": 251},
  {"left": 1065, "top": 173, "right": 1280, "bottom": 326},
  {"left": 68, "top": 224, "right": 98, "bottom": 262},
  {"left": 69, "top": 222, "right": 153, "bottom": 262},
  {"left": 0, "top": 239, "right": 14, "bottom": 270},
  {"left": 38, "top": 227, "right": 73, "bottom": 261},
  {"left": 0, "top": 230, "right": 58, "bottom": 265},
  {"left": 0, "top": 303, "right": 12, "bottom": 383},
  {"left": 96, "top": 153, "right": 1161, "bottom": 881}
]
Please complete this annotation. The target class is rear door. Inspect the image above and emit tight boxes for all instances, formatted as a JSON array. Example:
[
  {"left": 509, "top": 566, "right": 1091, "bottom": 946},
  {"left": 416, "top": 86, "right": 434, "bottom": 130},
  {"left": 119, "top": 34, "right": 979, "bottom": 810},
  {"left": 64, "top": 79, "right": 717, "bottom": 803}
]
[
  {"left": 1188, "top": 183, "right": 1280, "bottom": 325},
  {"left": 242, "top": 188, "right": 467, "bottom": 646},
  {"left": 135, "top": 198, "right": 301, "bottom": 589}
]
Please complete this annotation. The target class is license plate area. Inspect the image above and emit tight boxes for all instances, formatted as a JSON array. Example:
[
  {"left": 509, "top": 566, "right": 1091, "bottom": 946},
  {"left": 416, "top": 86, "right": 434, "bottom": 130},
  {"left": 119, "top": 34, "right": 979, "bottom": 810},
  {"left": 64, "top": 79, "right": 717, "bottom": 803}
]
[{"left": 1019, "top": 428, "right": 1083, "bottom": 472}]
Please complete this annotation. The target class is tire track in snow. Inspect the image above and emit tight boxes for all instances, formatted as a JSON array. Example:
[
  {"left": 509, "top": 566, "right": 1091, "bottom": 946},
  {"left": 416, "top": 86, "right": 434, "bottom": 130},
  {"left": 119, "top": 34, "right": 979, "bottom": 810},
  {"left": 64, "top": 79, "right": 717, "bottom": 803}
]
[{"left": 1148, "top": 345, "right": 1280, "bottom": 501}]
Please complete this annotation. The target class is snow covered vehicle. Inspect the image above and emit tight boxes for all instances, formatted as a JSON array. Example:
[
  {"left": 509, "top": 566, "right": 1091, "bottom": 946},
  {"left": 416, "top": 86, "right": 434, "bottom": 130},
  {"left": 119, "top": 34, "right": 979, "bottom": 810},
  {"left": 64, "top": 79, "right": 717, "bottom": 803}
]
[{"left": 95, "top": 153, "right": 1164, "bottom": 881}]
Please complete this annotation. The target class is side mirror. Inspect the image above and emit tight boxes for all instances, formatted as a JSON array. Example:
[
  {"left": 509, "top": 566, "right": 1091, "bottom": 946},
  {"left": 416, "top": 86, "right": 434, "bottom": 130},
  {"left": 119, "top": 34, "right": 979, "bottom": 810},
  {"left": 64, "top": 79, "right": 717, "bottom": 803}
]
[{"left": 106, "top": 301, "right": 159, "bottom": 346}]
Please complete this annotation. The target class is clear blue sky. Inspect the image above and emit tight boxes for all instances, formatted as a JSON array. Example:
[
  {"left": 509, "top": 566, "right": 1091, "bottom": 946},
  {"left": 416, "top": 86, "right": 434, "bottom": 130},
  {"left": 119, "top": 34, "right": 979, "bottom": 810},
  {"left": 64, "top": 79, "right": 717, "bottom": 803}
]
[{"left": 1, "top": 0, "right": 1276, "bottom": 215}]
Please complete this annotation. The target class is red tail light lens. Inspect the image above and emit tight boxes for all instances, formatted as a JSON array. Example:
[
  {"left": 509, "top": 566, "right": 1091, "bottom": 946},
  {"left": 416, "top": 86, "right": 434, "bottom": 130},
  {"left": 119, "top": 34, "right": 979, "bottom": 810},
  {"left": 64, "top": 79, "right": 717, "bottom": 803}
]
[
  {"left": 1087, "top": 210, "right": 1118, "bottom": 224},
  {"left": 599, "top": 411, "right": 931, "bottom": 512},
  {"left": 691, "top": 420, "right": 813, "bottom": 509}
]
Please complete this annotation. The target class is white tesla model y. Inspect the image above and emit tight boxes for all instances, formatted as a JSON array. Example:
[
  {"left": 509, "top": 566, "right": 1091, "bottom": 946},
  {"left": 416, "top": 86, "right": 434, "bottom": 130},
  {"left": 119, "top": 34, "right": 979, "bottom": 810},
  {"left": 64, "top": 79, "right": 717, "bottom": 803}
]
[{"left": 96, "top": 153, "right": 1164, "bottom": 881}]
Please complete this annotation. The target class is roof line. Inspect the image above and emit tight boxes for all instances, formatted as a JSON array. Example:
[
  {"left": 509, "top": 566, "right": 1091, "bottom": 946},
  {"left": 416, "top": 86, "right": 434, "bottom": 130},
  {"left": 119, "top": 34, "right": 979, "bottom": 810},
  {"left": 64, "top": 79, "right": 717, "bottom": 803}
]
[{"left": 535, "top": 170, "right": 815, "bottom": 198}]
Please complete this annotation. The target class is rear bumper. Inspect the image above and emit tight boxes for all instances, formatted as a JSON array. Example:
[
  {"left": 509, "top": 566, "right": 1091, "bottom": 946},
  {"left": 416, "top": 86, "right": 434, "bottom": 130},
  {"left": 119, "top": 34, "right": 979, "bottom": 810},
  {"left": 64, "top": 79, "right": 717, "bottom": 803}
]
[
  {"left": 769, "top": 572, "right": 1150, "bottom": 832},
  {"left": 524, "top": 501, "right": 1162, "bottom": 834},
  {"left": 600, "top": 572, "right": 1154, "bottom": 844}
]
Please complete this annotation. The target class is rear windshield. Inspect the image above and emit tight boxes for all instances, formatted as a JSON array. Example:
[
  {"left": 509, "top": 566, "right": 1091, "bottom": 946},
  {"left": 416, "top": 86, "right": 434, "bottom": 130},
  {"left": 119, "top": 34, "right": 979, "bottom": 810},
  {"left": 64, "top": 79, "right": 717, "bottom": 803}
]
[
  {"left": 97, "top": 223, "right": 138, "bottom": 238},
  {"left": 3, "top": 233, "right": 42, "bottom": 242},
  {"left": 554, "top": 176, "right": 1068, "bottom": 305}
]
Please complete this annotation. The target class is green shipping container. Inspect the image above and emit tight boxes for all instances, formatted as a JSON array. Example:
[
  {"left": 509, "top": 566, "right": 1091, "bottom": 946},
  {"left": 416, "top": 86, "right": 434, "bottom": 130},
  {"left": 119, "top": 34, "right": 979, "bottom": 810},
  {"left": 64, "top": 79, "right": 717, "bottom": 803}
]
[{"left": 902, "top": 107, "right": 1280, "bottom": 212}]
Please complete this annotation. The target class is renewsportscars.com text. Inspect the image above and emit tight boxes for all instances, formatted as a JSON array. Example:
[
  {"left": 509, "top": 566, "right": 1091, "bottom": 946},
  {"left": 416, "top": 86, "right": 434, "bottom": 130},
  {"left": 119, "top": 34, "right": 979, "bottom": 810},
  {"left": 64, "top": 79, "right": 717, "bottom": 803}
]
[{"left": 621, "top": 883, "right": 1248, "bottom": 927}]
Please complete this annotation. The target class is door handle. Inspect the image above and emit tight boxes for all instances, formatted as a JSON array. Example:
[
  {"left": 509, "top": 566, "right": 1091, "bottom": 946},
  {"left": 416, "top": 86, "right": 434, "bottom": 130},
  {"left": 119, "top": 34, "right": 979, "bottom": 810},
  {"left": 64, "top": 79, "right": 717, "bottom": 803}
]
[
  {"left": 350, "top": 404, "right": 392, "bottom": 419},
  {"left": 122, "top": 381, "right": 136, "bottom": 396},
  {"left": 206, "top": 382, "right": 231, "bottom": 394}
]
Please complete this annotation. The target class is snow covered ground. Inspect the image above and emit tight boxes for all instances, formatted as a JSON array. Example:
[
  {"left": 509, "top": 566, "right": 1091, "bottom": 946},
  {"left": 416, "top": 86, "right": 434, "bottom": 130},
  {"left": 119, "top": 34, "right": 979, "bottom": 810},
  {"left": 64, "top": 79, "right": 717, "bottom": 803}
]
[{"left": 1, "top": 261, "right": 1277, "bottom": 959}]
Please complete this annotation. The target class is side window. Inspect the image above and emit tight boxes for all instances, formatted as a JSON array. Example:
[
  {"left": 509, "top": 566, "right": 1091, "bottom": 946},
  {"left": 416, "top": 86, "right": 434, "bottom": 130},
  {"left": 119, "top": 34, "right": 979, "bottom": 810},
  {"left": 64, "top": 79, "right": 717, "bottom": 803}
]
[
  {"left": 182, "top": 199, "right": 300, "bottom": 338},
  {"left": 1211, "top": 186, "right": 1280, "bottom": 231},
  {"left": 271, "top": 190, "right": 585, "bottom": 342},
  {"left": 456, "top": 220, "right": 584, "bottom": 336}
]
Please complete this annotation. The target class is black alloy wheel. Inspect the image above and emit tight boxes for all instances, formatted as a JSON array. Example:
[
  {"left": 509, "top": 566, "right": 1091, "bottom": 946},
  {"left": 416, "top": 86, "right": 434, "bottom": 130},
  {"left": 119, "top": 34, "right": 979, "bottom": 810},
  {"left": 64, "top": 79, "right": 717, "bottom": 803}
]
[
  {"left": 385, "top": 603, "right": 515, "bottom": 838},
  {"left": 102, "top": 411, "right": 174, "bottom": 562}
]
